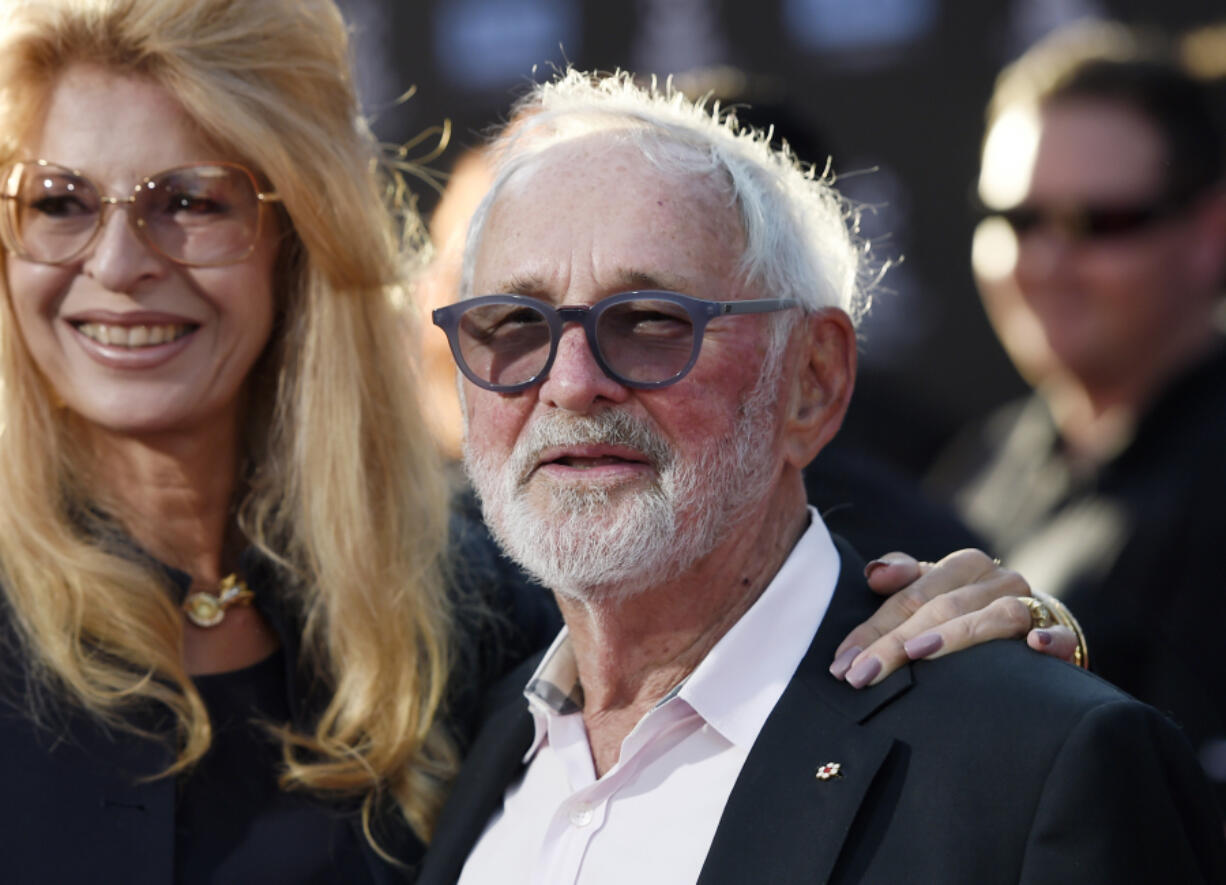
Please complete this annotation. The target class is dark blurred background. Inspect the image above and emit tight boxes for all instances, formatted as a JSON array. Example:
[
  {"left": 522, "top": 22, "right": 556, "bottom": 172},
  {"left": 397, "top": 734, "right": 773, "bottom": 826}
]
[{"left": 336, "top": 0, "right": 1226, "bottom": 479}]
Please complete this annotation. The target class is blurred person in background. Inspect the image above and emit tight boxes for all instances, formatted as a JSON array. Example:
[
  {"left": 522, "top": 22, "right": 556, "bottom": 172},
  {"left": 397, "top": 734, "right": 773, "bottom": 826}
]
[{"left": 927, "top": 20, "right": 1226, "bottom": 807}]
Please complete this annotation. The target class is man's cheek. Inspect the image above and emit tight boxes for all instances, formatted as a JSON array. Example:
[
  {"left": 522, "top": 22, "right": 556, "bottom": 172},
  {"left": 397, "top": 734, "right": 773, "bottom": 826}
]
[{"left": 465, "top": 402, "right": 519, "bottom": 458}]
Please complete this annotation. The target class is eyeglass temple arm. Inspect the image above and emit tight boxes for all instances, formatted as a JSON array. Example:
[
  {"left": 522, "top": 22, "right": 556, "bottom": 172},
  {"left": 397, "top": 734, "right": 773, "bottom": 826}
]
[{"left": 719, "top": 297, "right": 801, "bottom": 315}]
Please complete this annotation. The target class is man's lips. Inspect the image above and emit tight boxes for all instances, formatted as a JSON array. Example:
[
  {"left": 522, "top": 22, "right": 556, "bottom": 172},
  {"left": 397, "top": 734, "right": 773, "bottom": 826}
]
[{"left": 534, "top": 443, "right": 653, "bottom": 474}]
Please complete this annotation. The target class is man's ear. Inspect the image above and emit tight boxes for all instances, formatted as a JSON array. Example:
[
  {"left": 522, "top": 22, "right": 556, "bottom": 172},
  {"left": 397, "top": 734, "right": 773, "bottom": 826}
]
[{"left": 780, "top": 308, "right": 856, "bottom": 470}]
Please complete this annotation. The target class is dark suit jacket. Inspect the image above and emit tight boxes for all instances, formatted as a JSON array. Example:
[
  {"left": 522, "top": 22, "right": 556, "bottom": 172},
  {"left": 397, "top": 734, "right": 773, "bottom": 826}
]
[
  {"left": 0, "top": 548, "right": 422, "bottom": 884},
  {"left": 418, "top": 538, "right": 1226, "bottom": 884}
]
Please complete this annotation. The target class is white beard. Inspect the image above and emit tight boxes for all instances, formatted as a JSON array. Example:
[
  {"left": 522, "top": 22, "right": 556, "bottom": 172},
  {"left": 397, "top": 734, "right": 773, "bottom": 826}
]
[{"left": 464, "top": 370, "right": 782, "bottom": 603}]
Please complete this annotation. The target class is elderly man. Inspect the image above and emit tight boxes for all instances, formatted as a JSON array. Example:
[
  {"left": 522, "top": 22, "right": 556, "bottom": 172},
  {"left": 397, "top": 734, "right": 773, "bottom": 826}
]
[{"left": 421, "top": 72, "right": 1225, "bottom": 884}]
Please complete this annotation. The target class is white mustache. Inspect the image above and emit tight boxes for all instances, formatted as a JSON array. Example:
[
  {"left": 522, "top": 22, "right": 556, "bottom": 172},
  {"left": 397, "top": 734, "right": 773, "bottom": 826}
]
[{"left": 510, "top": 410, "right": 674, "bottom": 487}]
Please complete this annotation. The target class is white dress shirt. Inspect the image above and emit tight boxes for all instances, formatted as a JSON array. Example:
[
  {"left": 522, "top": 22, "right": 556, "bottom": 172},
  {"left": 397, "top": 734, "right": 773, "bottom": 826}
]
[{"left": 458, "top": 508, "right": 840, "bottom": 885}]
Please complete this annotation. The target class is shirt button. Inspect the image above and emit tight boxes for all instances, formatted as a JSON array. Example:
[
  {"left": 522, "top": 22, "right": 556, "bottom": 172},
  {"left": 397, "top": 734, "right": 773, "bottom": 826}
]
[{"left": 569, "top": 803, "right": 594, "bottom": 827}]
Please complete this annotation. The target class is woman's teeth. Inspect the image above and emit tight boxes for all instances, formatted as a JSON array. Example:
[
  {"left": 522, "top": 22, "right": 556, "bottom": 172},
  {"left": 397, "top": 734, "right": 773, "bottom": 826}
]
[{"left": 75, "top": 323, "right": 192, "bottom": 347}]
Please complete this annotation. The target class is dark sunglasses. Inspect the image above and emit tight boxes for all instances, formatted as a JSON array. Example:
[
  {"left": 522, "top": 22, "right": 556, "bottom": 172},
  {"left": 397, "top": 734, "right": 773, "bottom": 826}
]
[
  {"left": 432, "top": 290, "right": 800, "bottom": 392},
  {"left": 991, "top": 196, "right": 1187, "bottom": 242}
]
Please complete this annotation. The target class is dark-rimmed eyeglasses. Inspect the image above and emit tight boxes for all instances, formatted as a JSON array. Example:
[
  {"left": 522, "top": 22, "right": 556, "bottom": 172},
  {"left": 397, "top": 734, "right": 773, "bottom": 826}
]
[
  {"left": 432, "top": 290, "right": 800, "bottom": 392},
  {"left": 0, "top": 160, "right": 282, "bottom": 267},
  {"left": 989, "top": 195, "right": 1188, "bottom": 243}
]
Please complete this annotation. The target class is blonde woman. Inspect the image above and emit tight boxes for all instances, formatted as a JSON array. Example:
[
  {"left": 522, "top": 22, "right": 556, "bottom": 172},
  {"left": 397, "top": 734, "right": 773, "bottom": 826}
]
[{"left": 0, "top": 0, "right": 461, "bottom": 879}]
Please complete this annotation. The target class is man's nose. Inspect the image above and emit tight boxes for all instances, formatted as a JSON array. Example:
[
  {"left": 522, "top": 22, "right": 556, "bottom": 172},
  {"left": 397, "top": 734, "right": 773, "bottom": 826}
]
[
  {"left": 81, "top": 202, "right": 165, "bottom": 291},
  {"left": 537, "top": 324, "right": 630, "bottom": 413},
  {"left": 1014, "top": 227, "right": 1074, "bottom": 286}
]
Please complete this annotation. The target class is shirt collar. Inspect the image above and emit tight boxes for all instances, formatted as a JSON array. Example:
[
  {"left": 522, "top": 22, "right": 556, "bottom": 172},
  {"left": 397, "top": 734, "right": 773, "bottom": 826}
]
[
  {"left": 677, "top": 507, "right": 838, "bottom": 748},
  {"left": 526, "top": 627, "right": 583, "bottom": 715},
  {"left": 522, "top": 627, "right": 579, "bottom": 759},
  {"left": 520, "top": 506, "right": 839, "bottom": 757}
]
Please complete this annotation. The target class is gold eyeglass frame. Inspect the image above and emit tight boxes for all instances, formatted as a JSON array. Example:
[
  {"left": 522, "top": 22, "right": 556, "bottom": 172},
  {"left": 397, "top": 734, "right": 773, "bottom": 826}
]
[{"left": 0, "top": 158, "right": 282, "bottom": 268}]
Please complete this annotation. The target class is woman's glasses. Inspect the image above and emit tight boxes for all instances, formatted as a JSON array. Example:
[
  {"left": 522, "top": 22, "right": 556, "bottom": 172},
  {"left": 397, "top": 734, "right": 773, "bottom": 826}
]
[
  {"left": 0, "top": 160, "right": 281, "bottom": 267},
  {"left": 433, "top": 290, "right": 799, "bottom": 392}
]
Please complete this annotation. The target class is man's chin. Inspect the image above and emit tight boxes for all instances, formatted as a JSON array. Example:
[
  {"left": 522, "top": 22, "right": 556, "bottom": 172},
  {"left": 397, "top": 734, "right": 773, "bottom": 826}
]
[
  {"left": 486, "top": 488, "right": 686, "bottom": 598},
  {"left": 526, "top": 472, "right": 655, "bottom": 510}
]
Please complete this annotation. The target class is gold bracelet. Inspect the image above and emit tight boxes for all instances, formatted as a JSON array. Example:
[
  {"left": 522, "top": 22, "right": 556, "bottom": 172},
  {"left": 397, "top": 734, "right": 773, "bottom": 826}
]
[{"left": 1030, "top": 589, "right": 1089, "bottom": 670}]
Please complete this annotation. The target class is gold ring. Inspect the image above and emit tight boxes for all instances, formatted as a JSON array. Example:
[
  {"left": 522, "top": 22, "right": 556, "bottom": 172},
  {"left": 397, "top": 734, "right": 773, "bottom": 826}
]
[
  {"left": 1017, "top": 595, "right": 1056, "bottom": 631},
  {"left": 1032, "top": 590, "right": 1090, "bottom": 670}
]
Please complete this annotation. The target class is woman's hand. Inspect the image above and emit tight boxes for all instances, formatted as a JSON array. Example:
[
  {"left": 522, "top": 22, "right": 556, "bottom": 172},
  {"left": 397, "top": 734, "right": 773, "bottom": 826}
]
[{"left": 829, "top": 549, "right": 1081, "bottom": 688}]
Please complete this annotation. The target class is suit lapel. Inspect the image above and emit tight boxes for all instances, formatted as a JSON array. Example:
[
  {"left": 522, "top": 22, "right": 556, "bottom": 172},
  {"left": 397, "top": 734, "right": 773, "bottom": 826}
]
[
  {"left": 697, "top": 538, "right": 911, "bottom": 885},
  {"left": 418, "top": 662, "right": 539, "bottom": 885}
]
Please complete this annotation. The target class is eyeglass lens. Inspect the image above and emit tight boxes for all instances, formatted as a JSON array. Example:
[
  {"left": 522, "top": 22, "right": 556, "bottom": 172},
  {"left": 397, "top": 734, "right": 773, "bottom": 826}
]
[
  {"left": 457, "top": 302, "right": 553, "bottom": 388},
  {"left": 3, "top": 162, "right": 263, "bottom": 265},
  {"left": 455, "top": 296, "right": 698, "bottom": 388}
]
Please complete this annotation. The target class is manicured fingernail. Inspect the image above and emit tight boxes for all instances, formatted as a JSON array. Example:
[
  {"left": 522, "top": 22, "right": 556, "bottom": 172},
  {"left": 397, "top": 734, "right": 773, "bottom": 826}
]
[
  {"left": 846, "top": 656, "right": 882, "bottom": 689},
  {"left": 903, "top": 632, "right": 943, "bottom": 659},
  {"left": 830, "top": 646, "right": 861, "bottom": 679},
  {"left": 863, "top": 559, "right": 889, "bottom": 580},
  {"left": 1033, "top": 629, "right": 1052, "bottom": 647}
]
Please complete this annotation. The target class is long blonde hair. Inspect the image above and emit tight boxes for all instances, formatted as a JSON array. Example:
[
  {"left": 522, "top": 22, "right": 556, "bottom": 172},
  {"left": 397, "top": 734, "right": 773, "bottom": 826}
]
[{"left": 0, "top": 0, "right": 455, "bottom": 841}]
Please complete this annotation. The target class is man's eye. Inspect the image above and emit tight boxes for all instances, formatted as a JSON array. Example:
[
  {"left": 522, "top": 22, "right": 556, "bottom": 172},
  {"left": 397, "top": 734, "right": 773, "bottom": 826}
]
[
  {"left": 615, "top": 309, "right": 691, "bottom": 337},
  {"left": 499, "top": 308, "right": 546, "bottom": 327},
  {"left": 466, "top": 307, "right": 546, "bottom": 343},
  {"left": 485, "top": 308, "right": 544, "bottom": 332},
  {"left": 633, "top": 310, "right": 686, "bottom": 325}
]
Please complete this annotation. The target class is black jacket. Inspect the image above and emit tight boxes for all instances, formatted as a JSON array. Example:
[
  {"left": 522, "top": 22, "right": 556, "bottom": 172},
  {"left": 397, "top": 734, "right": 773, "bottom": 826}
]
[{"left": 418, "top": 538, "right": 1226, "bottom": 884}]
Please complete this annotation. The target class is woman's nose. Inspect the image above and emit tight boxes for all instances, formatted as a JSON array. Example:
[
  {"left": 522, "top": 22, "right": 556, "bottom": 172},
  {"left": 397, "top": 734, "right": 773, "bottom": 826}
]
[{"left": 80, "top": 202, "right": 166, "bottom": 291}]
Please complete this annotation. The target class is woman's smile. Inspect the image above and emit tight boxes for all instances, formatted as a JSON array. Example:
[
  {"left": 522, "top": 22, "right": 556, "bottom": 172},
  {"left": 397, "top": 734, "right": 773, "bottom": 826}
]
[{"left": 73, "top": 321, "right": 194, "bottom": 348}]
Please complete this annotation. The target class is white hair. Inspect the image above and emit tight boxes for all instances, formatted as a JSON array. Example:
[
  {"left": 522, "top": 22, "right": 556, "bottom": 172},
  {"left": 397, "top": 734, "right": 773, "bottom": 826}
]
[{"left": 460, "top": 68, "right": 875, "bottom": 337}]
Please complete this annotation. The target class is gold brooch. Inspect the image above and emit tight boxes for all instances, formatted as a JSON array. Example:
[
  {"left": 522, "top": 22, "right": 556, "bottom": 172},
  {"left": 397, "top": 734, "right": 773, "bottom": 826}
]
[{"left": 182, "top": 574, "right": 254, "bottom": 628}]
